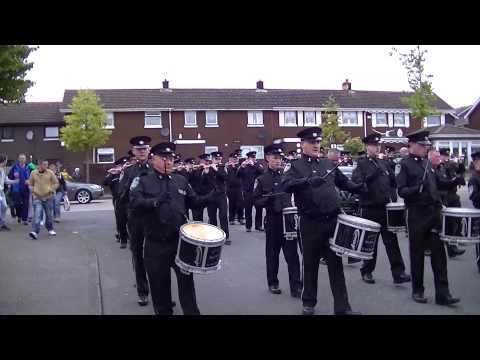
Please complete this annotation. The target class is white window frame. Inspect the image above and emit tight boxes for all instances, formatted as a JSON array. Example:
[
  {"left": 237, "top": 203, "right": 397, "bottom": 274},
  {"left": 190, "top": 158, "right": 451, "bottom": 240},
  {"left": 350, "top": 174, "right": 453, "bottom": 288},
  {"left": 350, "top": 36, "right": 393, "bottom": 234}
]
[
  {"left": 393, "top": 113, "right": 405, "bottom": 127},
  {"left": 184, "top": 111, "right": 197, "bottom": 128},
  {"left": 283, "top": 111, "right": 297, "bottom": 127},
  {"left": 1, "top": 127, "right": 14, "bottom": 142},
  {"left": 104, "top": 112, "right": 115, "bottom": 129},
  {"left": 304, "top": 111, "right": 316, "bottom": 126},
  {"left": 340, "top": 111, "right": 358, "bottom": 126},
  {"left": 205, "top": 145, "right": 218, "bottom": 154},
  {"left": 426, "top": 115, "right": 441, "bottom": 127},
  {"left": 375, "top": 113, "right": 388, "bottom": 126},
  {"left": 247, "top": 111, "right": 264, "bottom": 127},
  {"left": 205, "top": 111, "right": 218, "bottom": 127},
  {"left": 97, "top": 147, "right": 115, "bottom": 164},
  {"left": 144, "top": 112, "right": 162, "bottom": 128},
  {"left": 240, "top": 145, "right": 264, "bottom": 159},
  {"left": 44, "top": 126, "right": 59, "bottom": 141}
]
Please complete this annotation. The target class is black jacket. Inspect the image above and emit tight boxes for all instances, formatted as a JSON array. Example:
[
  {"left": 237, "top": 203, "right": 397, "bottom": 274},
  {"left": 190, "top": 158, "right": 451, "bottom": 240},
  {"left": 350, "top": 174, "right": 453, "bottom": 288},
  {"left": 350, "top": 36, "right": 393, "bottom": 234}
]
[
  {"left": 117, "top": 161, "right": 151, "bottom": 210},
  {"left": 281, "top": 154, "right": 364, "bottom": 218},
  {"left": 434, "top": 162, "right": 462, "bottom": 206},
  {"left": 469, "top": 170, "right": 480, "bottom": 209},
  {"left": 103, "top": 172, "right": 120, "bottom": 199},
  {"left": 203, "top": 164, "right": 227, "bottom": 195},
  {"left": 130, "top": 170, "right": 211, "bottom": 243},
  {"left": 253, "top": 168, "right": 292, "bottom": 214},
  {"left": 237, "top": 162, "right": 264, "bottom": 192},
  {"left": 226, "top": 164, "right": 242, "bottom": 189},
  {"left": 352, "top": 156, "right": 397, "bottom": 207}
]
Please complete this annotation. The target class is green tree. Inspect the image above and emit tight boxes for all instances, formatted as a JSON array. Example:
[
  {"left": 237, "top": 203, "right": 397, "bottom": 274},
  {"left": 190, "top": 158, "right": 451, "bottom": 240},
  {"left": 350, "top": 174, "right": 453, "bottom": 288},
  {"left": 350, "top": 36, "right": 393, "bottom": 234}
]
[
  {"left": 343, "top": 137, "right": 363, "bottom": 155},
  {"left": 0, "top": 45, "right": 38, "bottom": 104},
  {"left": 321, "top": 95, "right": 348, "bottom": 148},
  {"left": 390, "top": 45, "right": 438, "bottom": 121},
  {"left": 60, "top": 90, "right": 111, "bottom": 183}
]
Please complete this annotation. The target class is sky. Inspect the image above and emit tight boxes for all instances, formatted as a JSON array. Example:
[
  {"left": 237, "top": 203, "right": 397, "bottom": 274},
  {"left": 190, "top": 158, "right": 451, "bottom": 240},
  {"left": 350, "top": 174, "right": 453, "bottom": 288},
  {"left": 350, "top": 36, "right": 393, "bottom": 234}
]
[{"left": 24, "top": 45, "right": 480, "bottom": 109}]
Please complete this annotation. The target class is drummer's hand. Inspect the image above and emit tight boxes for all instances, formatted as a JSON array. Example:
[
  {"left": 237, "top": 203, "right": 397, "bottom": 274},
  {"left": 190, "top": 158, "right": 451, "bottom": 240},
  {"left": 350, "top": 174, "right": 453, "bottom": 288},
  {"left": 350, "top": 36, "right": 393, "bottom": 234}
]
[
  {"left": 307, "top": 176, "right": 326, "bottom": 187},
  {"left": 153, "top": 192, "right": 171, "bottom": 206}
]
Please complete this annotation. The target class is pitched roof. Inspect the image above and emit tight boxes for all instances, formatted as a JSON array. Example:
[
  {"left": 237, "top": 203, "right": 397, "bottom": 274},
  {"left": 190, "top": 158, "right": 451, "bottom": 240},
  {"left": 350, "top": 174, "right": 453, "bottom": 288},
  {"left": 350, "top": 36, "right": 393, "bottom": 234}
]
[
  {"left": 0, "top": 102, "right": 63, "bottom": 125},
  {"left": 60, "top": 88, "right": 454, "bottom": 111},
  {"left": 408, "top": 124, "right": 480, "bottom": 138}
]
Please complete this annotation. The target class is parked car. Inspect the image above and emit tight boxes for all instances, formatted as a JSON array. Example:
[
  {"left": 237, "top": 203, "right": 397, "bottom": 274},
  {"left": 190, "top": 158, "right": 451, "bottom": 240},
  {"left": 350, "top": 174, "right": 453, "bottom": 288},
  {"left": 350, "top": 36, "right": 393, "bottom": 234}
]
[
  {"left": 338, "top": 165, "right": 360, "bottom": 216},
  {"left": 65, "top": 181, "right": 104, "bottom": 204}
]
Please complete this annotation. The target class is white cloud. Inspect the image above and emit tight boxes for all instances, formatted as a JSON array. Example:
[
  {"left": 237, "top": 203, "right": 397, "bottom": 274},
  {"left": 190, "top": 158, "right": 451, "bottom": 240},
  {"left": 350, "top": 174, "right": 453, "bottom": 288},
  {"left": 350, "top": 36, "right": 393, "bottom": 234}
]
[{"left": 25, "top": 45, "right": 480, "bottom": 108}]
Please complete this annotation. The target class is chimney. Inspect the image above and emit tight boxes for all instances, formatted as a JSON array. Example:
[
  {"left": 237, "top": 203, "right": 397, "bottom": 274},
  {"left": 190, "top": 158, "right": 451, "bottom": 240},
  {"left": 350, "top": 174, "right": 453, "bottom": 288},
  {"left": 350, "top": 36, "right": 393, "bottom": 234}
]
[
  {"left": 256, "top": 80, "right": 264, "bottom": 90},
  {"left": 342, "top": 79, "right": 351, "bottom": 91},
  {"left": 162, "top": 79, "right": 169, "bottom": 89}
]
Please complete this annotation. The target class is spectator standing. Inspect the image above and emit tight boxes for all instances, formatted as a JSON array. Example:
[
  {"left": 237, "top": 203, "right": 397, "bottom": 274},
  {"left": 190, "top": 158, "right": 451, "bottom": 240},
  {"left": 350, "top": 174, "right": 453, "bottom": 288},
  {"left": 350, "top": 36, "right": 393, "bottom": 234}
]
[
  {"left": 27, "top": 160, "right": 59, "bottom": 240},
  {"left": 72, "top": 168, "right": 82, "bottom": 182},
  {"left": 0, "top": 154, "right": 19, "bottom": 231},
  {"left": 49, "top": 163, "right": 67, "bottom": 223},
  {"left": 8, "top": 153, "right": 31, "bottom": 225}
]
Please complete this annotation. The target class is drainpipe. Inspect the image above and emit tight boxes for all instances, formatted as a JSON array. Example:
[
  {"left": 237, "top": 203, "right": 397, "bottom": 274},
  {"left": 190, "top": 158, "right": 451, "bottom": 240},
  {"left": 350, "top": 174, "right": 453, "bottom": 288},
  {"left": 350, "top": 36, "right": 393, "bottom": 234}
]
[{"left": 169, "top": 109, "right": 173, "bottom": 142}]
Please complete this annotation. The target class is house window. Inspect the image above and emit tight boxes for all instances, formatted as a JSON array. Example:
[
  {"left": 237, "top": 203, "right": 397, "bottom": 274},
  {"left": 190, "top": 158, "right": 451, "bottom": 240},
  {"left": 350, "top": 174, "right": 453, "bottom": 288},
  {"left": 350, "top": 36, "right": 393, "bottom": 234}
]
[
  {"left": 284, "top": 111, "right": 297, "bottom": 126},
  {"left": 104, "top": 113, "right": 114, "bottom": 129},
  {"left": 205, "top": 146, "right": 218, "bottom": 154},
  {"left": 426, "top": 115, "right": 441, "bottom": 127},
  {"left": 97, "top": 148, "right": 115, "bottom": 164},
  {"left": 304, "top": 111, "right": 316, "bottom": 126},
  {"left": 45, "top": 126, "right": 59, "bottom": 138},
  {"left": 376, "top": 113, "right": 388, "bottom": 126},
  {"left": 144, "top": 112, "right": 162, "bottom": 128},
  {"left": 247, "top": 111, "right": 264, "bottom": 126},
  {"left": 393, "top": 113, "right": 405, "bottom": 127},
  {"left": 240, "top": 145, "right": 264, "bottom": 159},
  {"left": 184, "top": 111, "right": 197, "bottom": 127},
  {"left": 205, "top": 111, "right": 218, "bottom": 127},
  {"left": 342, "top": 112, "right": 358, "bottom": 126},
  {"left": 1, "top": 127, "right": 14, "bottom": 140}
]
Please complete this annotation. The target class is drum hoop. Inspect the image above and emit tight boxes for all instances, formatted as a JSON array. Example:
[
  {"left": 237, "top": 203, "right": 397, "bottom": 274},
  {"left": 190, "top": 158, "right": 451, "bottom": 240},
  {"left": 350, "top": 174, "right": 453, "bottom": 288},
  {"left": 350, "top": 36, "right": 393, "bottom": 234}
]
[
  {"left": 386, "top": 202, "right": 406, "bottom": 210},
  {"left": 328, "top": 240, "right": 373, "bottom": 260},
  {"left": 440, "top": 235, "right": 480, "bottom": 243},
  {"left": 175, "top": 256, "right": 222, "bottom": 274},
  {"left": 337, "top": 217, "right": 380, "bottom": 233},
  {"left": 282, "top": 207, "right": 298, "bottom": 214},
  {"left": 441, "top": 208, "right": 480, "bottom": 217},
  {"left": 180, "top": 221, "right": 226, "bottom": 246}
]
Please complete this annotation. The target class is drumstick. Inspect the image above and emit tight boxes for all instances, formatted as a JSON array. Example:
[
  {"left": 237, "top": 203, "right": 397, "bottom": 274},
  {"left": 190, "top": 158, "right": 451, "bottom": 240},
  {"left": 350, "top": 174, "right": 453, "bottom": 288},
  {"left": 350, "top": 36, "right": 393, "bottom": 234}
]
[
  {"left": 262, "top": 192, "right": 288, "bottom": 197},
  {"left": 419, "top": 159, "right": 430, "bottom": 193},
  {"left": 319, "top": 159, "right": 347, "bottom": 180}
]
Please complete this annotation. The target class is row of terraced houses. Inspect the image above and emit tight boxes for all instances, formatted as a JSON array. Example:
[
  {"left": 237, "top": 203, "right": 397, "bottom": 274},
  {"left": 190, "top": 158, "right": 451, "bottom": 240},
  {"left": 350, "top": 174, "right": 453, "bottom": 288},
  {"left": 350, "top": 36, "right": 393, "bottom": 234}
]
[{"left": 2, "top": 79, "right": 480, "bottom": 185}]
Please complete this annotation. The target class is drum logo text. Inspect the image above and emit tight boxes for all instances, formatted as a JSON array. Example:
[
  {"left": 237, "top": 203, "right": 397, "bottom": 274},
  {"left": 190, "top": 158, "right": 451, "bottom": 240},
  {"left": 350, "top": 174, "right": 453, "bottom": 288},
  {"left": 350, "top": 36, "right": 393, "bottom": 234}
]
[
  {"left": 461, "top": 218, "right": 468, "bottom": 237},
  {"left": 352, "top": 229, "right": 360, "bottom": 250},
  {"left": 195, "top": 247, "right": 203, "bottom": 267}
]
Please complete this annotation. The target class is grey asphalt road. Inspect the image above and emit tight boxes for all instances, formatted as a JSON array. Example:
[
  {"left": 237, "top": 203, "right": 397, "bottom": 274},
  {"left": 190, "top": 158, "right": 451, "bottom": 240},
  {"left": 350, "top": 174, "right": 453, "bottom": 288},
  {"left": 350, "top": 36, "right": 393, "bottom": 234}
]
[{"left": 1, "top": 188, "right": 479, "bottom": 315}]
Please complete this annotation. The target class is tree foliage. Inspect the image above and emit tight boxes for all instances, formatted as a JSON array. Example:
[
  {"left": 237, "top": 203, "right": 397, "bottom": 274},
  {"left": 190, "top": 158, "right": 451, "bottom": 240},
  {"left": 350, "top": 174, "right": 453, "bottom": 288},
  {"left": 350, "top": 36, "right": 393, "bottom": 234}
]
[
  {"left": 60, "top": 90, "right": 111, "bottom": 182},
  {"left": 320, "top": 95, "right": 348, "bottom": 148},
  {"left": 343, "top": 137, "right": 363, "bottom": 155},
  {"left": 0, "top": 45, "right": 37, "bottom": 104},
  {"left": 390, "top": 45, "right": 437, "bottom": 120}
]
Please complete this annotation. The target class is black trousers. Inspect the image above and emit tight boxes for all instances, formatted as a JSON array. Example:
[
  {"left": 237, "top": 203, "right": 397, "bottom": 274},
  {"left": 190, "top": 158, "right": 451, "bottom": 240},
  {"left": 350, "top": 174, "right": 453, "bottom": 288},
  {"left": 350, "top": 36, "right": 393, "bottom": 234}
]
[
  {"left": 299, "top": 215, "right": 351, "bottom": 314},
  {"left": 207, "top": 194, "right": 229, "bottom": 239},
  {"left": 359, "top": 207, "right": 406, "bottom": 279},
  {"left": 191, "top": 206, "right": 205, "bottom": 222},
  {"left": 227, "top": 187, "right": 244, "bottom": 221},
  {"left": 115, "top": 203, "right": 128, "bottom": 244},
  {"left": 476, "top": 244, "right": 480, "bottom": 272},
  {"left": 264, "top": 212, "right": 302, "bottom": 292},
  {"left": 407, "top": 206, "right": 450, "bottom": 297},
  {"left": 243, "top": 191, "right": 263, "bottom": 230},
  {"left": 144, "top": 240, "right": 200, "bottom": 315},
  {"left": 127, "top": 214, "right": 149, "bottom": 297}
]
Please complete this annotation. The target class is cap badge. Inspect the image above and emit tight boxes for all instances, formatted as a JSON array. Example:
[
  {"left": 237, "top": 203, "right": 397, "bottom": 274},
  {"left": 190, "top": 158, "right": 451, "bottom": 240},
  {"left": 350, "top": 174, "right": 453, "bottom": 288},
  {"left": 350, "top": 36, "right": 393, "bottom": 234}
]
[
  {"left": 166, "top": 148, "right": 171, "bottom": 152},
  {"left": 139, "top": 140, "right": 144, "bottom": 145}
]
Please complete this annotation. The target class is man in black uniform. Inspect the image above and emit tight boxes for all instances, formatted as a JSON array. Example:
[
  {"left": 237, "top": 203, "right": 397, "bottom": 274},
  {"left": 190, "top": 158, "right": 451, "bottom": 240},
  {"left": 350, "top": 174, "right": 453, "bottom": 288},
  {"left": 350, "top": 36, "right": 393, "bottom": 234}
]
[
  {"left": 117, "top": 136, "right": 152, "bottom": 306},
  {"left": 282, "top": 127, "right": 365, "bottom": 315},
  {"left": 431, "top": 149, "right": 466, "bottom": 258},
  {"left": 396, "top": 130, "right": 460, "bottom": 305},
  {"left": 253, "top": 144, "right": 302, "bottom": 297},
  {"left": 130, "top": 142, "right": 213, "bottom": 315},
  {"left": 352, "top": 134, "right": 410, "bottom": 285},
  {"left": 103, "top": 156, "right": 129, "bottom": 243},
  {"left": 226, "top": 152, "right": 244, "bottom": 225},
  {"left": 188, "top": 154, "right": 212, "bottom": 221},
  {"left": 468, "top": 151, "right": 480, "bottom": 273},
  {"left": 205, "top": 151, "right": 230, "bottom": 245},
  {"left": 237, "top": 151, "right": 264, "bottom": 232}
]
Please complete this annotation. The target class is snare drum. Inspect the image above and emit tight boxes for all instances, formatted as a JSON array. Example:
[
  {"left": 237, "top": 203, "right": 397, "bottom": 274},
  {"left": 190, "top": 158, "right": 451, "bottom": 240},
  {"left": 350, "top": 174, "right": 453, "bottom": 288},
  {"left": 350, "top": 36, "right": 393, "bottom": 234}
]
[
  {"left": 329, "top": 214, "right": 381, "bottom": 260},
  {"left": 175, "top": 222, "right": 226, "bottom": 274},
  {"left": 440, "top": 207, "right": 480, "bottom": 245},
  {"left": 282, "top": 207, "right": 299, "bottom": 240},
  {"left": 386, "top": 202, "right": 406, "bottom": 233}
]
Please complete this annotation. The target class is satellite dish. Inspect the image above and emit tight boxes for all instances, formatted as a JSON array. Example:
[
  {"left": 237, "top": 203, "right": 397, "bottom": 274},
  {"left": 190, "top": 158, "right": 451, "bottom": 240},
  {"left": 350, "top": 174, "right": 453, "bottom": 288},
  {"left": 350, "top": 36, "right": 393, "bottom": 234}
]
[{"left": 160, "top": 128, "right": 170, "bottom": 137}]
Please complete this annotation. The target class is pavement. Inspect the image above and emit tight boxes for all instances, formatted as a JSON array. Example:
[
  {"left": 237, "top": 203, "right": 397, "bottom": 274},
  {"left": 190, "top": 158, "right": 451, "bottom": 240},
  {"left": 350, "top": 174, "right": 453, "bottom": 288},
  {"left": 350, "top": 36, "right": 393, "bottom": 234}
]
[{"left": 1, "top": 188, "right": 479, "bottom": 315}]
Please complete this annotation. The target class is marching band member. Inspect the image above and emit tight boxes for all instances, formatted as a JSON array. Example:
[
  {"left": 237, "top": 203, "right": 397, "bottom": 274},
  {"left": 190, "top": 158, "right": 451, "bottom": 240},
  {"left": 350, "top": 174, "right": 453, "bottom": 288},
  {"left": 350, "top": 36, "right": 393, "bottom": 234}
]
[
  {"left": 253, "top": 144, "right": 302, "bottom": 297},
  {"left": 237, "top": 151, "right": 264, "bottom": 232},
  {"left": 351, "top": 134, "right": 410, "bottom": 285},
  {"left": 189, "top": 154, "right": 212, "bottom": 221},
  {"left": 281, "top": 127, "right": 365, "bottom": 315},
  {"left": 468, "top": 151, "right": 480, "bottom": 274},
  {"left": 129, "top": 142, "right": 213, "bottom": 315},
  {"left": 396, "top": 131, "right": 460, "bottom": 305},
  {"left": 226, "top": 152, "right": 245, "bottom": 226},
  {"left": 117, "top": 136, "right": 152, "bottom": 306}
]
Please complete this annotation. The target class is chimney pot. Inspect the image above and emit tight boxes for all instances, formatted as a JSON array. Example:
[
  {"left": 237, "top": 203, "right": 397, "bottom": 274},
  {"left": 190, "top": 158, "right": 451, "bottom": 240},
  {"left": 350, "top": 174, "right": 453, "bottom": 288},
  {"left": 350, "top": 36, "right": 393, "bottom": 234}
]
[
  {"left": 342, "top": 79, "right": 351, "bottom": 91},
  {"left": 162, "top": 79, "right": 169, "bottom": 89},
  {"left": 256, "top": 80, "right": 264, "bottom": 90}
]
